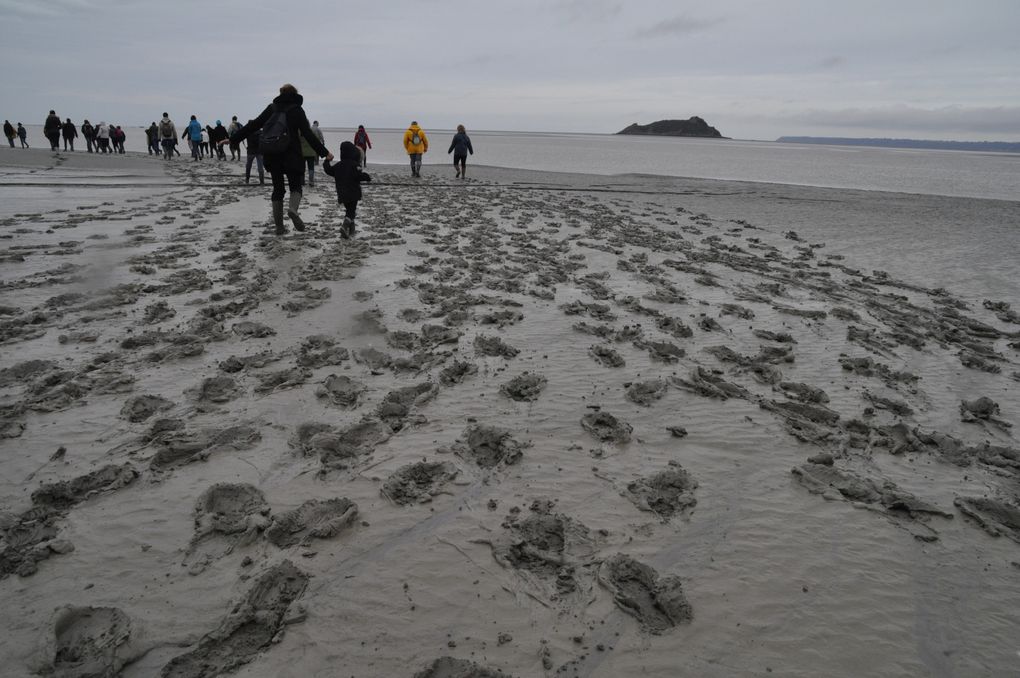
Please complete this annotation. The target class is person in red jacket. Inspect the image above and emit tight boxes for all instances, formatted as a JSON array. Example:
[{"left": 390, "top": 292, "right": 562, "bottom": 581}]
[{"left": 353, "top": 125, "right": 371, "bottom": 166}]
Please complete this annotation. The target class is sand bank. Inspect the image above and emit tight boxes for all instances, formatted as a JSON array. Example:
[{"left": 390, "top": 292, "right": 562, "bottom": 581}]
[{"left": 0, "top": 150, "right": 1018, "bottom": 677}]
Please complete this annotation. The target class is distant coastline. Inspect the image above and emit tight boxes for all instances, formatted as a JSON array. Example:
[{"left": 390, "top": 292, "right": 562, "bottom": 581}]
[{"left": 777, "top": 136, "right": 1020, "bottom": 153}]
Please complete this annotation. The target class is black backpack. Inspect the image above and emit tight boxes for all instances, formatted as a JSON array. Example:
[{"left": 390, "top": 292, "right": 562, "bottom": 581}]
[{"left": 260, "top": 104, "right": 294, "bottom": 155}]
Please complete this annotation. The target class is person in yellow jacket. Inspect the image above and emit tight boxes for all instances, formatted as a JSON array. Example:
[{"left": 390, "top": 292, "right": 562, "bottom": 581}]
[{"left": 403, "top": 121, "right": 428, "bottom": 177}]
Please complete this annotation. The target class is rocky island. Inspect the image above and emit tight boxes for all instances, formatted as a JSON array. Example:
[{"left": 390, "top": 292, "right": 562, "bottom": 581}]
[{"left": 617, "top": 116, "right": 724, "bottom": 138}]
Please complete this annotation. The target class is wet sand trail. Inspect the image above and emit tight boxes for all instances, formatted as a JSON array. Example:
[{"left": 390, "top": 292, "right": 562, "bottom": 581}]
[{"left": 1, "top": 149, "right": 1019, "bottom": 677}]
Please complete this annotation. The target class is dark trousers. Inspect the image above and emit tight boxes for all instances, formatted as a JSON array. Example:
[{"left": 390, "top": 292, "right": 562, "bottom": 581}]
[
  {"left": 304, "top": 157, "right": 316, "bottom": 185},
  {"left": 6, "top": 135, "right": 13, "bottom": 148},
  {"left": 245, "top": 154, "right": 264, "bottom": 182},
  {"left": 343, "top": 201, "right": 358, "bottom": 220},
  {"left": 85, "top": 136, "right": 94, "bottom": 152},
  {"left": 270, "top": 169, "right": 303, "bottom": 202},
  {"left": 46, "top": 132, "right": 59, "bottom": 150},
  {"left": 63, "top": 137, "right": 75, "bottom": 151},
  {"left": 162, "top": 139, "right": 174, "bottom": 159},
  {"left": 98, "top": 138, "right": 110, "bottom": 153}
]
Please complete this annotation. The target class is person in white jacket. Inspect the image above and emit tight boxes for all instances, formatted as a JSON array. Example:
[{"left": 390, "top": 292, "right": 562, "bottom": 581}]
[{"left": 94, "top": 121, "right": 111, "bottom": 154}]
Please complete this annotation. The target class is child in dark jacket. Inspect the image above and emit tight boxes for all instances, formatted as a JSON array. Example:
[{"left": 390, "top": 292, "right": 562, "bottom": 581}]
[{"left": 323, "top": 141, "right": 371, "bottom": 239}]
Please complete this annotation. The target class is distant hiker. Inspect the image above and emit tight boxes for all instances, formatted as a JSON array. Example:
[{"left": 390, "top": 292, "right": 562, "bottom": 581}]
[
  {"left": 323, "top": 140, "right": 371, "bottom": 240},
  {"left": 81, "top": 119, "right": 95, "bottom": 152},
  {"left": 300, "top": 131, "right": 318, "bottom": 187},
  {"left": 146, "top": 122, "right": 160, "bottom": 154},
  {"left": 95, "top": 121, "right": 110, "bottom": 153},
  {"left": 403, "top": 121, "right": 428, "bottom": 177},
  {"left": 211, "top": 121, "right": 228, "bottom": 160},
  {"left": 61, "top": 118, "right": 77, "bottom": 151},
  {"left": 227, "top": 116, "right": 242, "bottom": 160},
  {"left": 113, "top": 126, "right": 126, "bottom": 154},
  {"left": 243, "top": 120, "right": 264, "bottom": 185},
  {"left": 17, "top": 123, "right": 28, "bottom": 148},
  {"left": 159, "top": 113, "right": 177, "bottom": 160},
  {"left": 311, "top": 120, "right": 325, "bottom": 145},
  {"left": 225, "top": 84, "right": 331, "bottom": 235},
  {"left": 448, "top": 124, "right": 474, "bottom": 179},
  {"left": 3, "top": 120, "right": 14, "bottom": 148},
  {"left": 353, "top": 125, "right": 371, "bottom": 165},
  {"left": 184, "top": 115, "right": 202, "bottom": 160},
  {"left": 44, "top": 110, "right": 61, "bottom": 150}
]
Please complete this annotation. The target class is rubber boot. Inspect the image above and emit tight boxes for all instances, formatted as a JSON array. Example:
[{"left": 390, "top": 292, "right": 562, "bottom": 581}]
[
  {"left": 288, "top": 192, "right": 305, "bottom": 231},
  {"left": 340, "top": 217, "right": 352, "bottom": 240},
  {"left": 271, "top": 201, "right": 286, "bottom": 235}
]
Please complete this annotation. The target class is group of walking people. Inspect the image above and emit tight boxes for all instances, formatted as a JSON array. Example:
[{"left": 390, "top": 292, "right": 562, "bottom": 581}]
[{"left": 4, "top": 113, "right": 126, "bottom": 153}]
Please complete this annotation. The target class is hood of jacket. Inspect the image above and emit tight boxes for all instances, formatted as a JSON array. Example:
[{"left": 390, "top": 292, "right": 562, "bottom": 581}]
[
  {"left": 339, "top": 140, "right": 359, "bottom": 162},
  {"left": 407, "top": 123, "right": 421, "bottom": 132},
  {"left": 272, "top": 91, "right": 304, "bottom": 109}
]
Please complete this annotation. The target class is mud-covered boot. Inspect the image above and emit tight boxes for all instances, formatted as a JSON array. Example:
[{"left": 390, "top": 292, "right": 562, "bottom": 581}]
[
  {"left": 271, "top": 201, "right": 286, "bottom": 235},
  {"left": 288, "top": 192, "right": 305, "bottom": 232}
]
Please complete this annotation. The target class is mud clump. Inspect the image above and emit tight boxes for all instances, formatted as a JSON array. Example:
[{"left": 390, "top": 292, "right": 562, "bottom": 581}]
[
  {"left": 778, "top": 381, "right": 829, "bottom": 404},
  {"left": 598, "top": 553, "right": 692, "bottom": 634},
  {"left": 264, "top": 498, "right": 358, "bottom": 548},
  {"left": 376, "top": 382, "right": 439, "bottom": 431},
  {"left": 474, "top": 334, "right": 520, "bottom": 359},
  {"left": 352, "top": 347, "right": 393, "bottom": 370},
  {"left": 315, "top": 374, "right": 366, "bottom": 408},
  {"left": 792, "top": 461, "right": 952, "bottom": 520},
  {"left": 150, "top": 425, "right": 261, "bottom": 472},
  {"left": 32, "top": 463, "right": 138, "bottom": 509},
  {"left": 219, "top": 351, "right": 279, "bottom": 373},
  {"left": 625, "top": 379, "right": 668, "bottom": 407},
  {"left": 413, "top": 657, "right": 514, "bottom": 678},
  {"left": 231, "top": 321, "right": 276, "bottom": 339},
  {"left": 673, "top": 367, "right": 749, "bottom": 400},
  {"left": 254, "top": 367, "right": 311, "bottom": 394},
  {"left": 588, "top": 344, "right": 624, "bottom": 368},
  {"left": 382, "top": 461, "right": 459, "bottom": 505},
  {"left": 624, "top": 462, "right": 697, "bottom": 519},
  {"left": 636, "top": 339, "right": 685, "bottom": 363},
  {"left": 581, "top": 411, "right": 632, "bottom": 443},
  {"left": 439, "top": 360, "right": 478, "bottom": 385},
  {"left": 960, "top": 397, "right": 1004, "bottom": 424},
  {"left": 120, "top": 394, "right": 175, "bottom": 422},
  {"left": 315, "top": 418, "right": 393, "bottom": 471},
  {"left": 160, "top": 560, "right": 309, "bottom": 677},
  {"left": 449, "top": 425, "right": 527, "bottom": 468},
  {"left": 500, "top": 372, "right": 547, "bottom": 402},
  {"left": 296, "top": 335, "right": 349, "bottom": 368},
  {"left": 46, "top": 606, "right": 134, "bottom": 678},
  {"left": 187, "top": 375, "right": 242, "bottom": 404},
  {"left": 954, "top": 497, "right": 1020, "bottom": 542}
]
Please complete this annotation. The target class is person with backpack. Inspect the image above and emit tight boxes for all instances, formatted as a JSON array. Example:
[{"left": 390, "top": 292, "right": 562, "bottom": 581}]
[
  {"left": 227, "top": 116, "right": 242, "bottom": 160},
  {"left": 17, "top": 123, "right": 29, "bottom": 148},
  {"left": 158, "top": 114, "right": 176, "bottom": 160},
  {"left": 4, "top": 120, "right": 15, "bottom": 148},
  {"left": 243, "top": 120, "right": 264, "bottom": 185},
  {"left": 353, "top": 125, "right": 371, "bottom": 166},
  {"left": 448, "top": 124, "right": 474, "bottom": 179},
  {"left": 403, "top": 121, "right": 428, "bottom": 177},
  {"left": 184, "top": 115, "right": 202, "bottom": 160},
  {"left": 224, "top": 84, "right": 332, "bottom": 235},
  {"left": 210, "top": 121, "right": 229, "bottom": 160},
  {"left": 81, "top": 120, "right": 95, "bottom": 153},
  {"left": 114, "top": 126, "right": 126, "bottom": 153},
  {"left": 44, "top": 110, "right": 61, "bottom": 151},
  {"left": 95, "top": 121, "right": 110, "bottom": 153},
  {"left": 323, "top": 140, "right": 371, "bottom": 240}
]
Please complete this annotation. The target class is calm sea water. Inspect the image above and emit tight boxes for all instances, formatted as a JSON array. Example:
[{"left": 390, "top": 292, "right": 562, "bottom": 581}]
[{"left": 11, "top": 124, "right": 1019, "bottom": 201}]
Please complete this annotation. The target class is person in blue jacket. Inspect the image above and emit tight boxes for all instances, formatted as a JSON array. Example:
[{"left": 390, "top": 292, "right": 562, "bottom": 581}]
[
  {"left": 448, "top": 124, "right": 474, "bottom": 178},
  {"left": 183, "top": 115, "right": 202, "bottom": 160}
]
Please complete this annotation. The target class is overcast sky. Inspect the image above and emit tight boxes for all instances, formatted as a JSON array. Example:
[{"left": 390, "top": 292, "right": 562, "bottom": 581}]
[{"left": 1, "top": 0, "right": 1018, "bottom": 140}]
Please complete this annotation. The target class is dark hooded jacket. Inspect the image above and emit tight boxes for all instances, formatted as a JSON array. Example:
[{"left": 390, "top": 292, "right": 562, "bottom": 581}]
[
  {"left": 44, "top": 113, "right": 61, "bottom": 137},
  {"left": 81, "top": 121, "right": 94, "bottom": 139},
  {"left": 211, "top": 123, "right": 229, "bottom": 144},
  {"left": 448, "top": 132, "right": 473, "bottom": 157},
  {"left": 4, "top": 121, "right": 16, "bottom": 139},
  {"left": 230, "top": 90, "right": 328, "bottom": 173},
  {"left": 146, "top": 123, "right": 159, "bottom": 143},
  {"left": 62, "top": 121, "right": 77, "bottom": 139},
  {"left": 323, "top": 141, "right": 371, "bottom": 203}
]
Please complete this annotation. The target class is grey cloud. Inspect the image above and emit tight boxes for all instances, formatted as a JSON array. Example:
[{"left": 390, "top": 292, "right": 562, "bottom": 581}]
[
  {"left": 818, "top": 56, "right": 845, "bottom": 69},
  {"left": 554, "top": 0, "right": 622, "bottom": 22},
  {"left": 634, "top": 15, "right": 724, "bottom": 39}
]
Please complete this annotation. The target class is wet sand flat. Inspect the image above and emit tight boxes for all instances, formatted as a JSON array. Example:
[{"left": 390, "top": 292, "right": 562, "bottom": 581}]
[{"left": 1, "top": 148, "right": 1019, "bottom": 677}]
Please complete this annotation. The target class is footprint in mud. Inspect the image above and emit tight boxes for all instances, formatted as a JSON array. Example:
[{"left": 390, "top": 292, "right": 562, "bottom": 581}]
[
  {"left": 438, "top": 360, "right": 478, "bottom": 385},
  {"left": 315, "top": 374, "right": 366, "bottom": 408},
  {"left": 954, "top": 496, "right": 1020, "bottom": 543},
  {"left": 412, "top": 657, "right": 514, "bottom": 678},
  {"left": 623, "top": 461, "right": 697, "bottom": 519},
  {"left": 219, "top": 351, "right": 280, "bottom": 373},
  {"left": 446, "top": 425, "right": 528, "bottom": 469},
  {"left": 581, "top": 411, "right": 632, "bottom": 443},
  {"left": 777, "top": 381, "right": 830, "bottom": 404},
  {"left": 672, "top": 367, "right": 749, "bottom": 400},
  {"left": 296, "top": 335, "right": 350, "bottom": 368},
  {"left": 474, "top": 334, "right": 520, "bottom": 359},
  {"left": 149, "top": 425, "right": 261, "bottom": 472},
  {"left": 44, "top": 606, "right": 134, "bottom": 678},
  {"left": 185, "top": 375, "right": 242, "bottom": 406},
  {"left": 231, "top": 321, "right": 276, "bottom": 339},
  {"left": 634, "top": 339, "right": 685, "bottom": 363},
  {"left": 142, "top": 300, "right": 177, "bottom": 324},
  {"left": 386, "top": 329, "right": 420, "bottom": 351},
  {"left": 625, "top": 379, "right": 668, "bottom": 407},
  {"left": 484, "top": 502, "right": 597, "bottom": 603},
  {"left": 420, "top": 324, "right": 461, "bottom": 348},
  {"left": 352, "top": 347, "right": 393, "bottom": 370},
  {"left": 588, "top": 344, "right": 625, "bottom": 368},
  {"left": 32, "top": 463, "right": 139, "bottom": 509},
  {"left": 120, "top": 394, "right": 175, "bottom": 423},
  {"left": 500, "top": 372, "right": 547, "bottom": 402},
  {"left": 382, "top": 461, "right": 459, "bottom": 505},
  {"left": 253, "top": 367, "right": 311, "bottom": 395},
  {"left": 160, "top": 560, "right": 309, "bottom": 678},
  {"left": 598, "top": 553, "right": 692, "bottom": 634},
  {"left": 192, "top": 483, "right": 270, "bottom": 547},
  {"left": 376, "top": 382, "right": 439, "bottom": 431},
  {"left": 307, "top": 418, "right": 393, "bottom": 472},
  {"left": 264, "top": 498, "right": 358, "bottom": 548}
]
